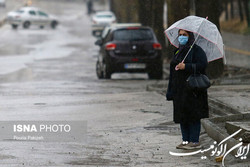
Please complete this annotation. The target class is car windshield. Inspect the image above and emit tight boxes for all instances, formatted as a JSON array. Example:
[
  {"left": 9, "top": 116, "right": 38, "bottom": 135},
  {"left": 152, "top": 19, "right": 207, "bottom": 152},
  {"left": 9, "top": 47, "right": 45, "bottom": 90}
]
[
  {"left": 113, "top": 29, "right": 153, "bottom": 41},
  {"left": 96, "top": 15, "right": 113, "bottom": 18},
  {"left": 16, "top": 10, "right": 24, "bottom": 13}
]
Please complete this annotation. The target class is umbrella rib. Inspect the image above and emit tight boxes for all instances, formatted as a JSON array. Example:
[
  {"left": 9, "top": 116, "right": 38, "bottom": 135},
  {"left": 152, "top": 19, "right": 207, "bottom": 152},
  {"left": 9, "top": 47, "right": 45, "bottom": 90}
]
[{"left": 181, "top": 18, "right": 206, "bottom": 62}]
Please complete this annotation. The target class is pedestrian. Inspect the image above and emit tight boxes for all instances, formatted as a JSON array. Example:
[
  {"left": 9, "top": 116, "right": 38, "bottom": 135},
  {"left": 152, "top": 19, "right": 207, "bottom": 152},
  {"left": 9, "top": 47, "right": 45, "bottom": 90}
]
[
  {"left": 87, "top": 0, "right": 93, "bottom": 15},
  {"left": 166, "top": 29, "right": 209, "bottom": 150}
]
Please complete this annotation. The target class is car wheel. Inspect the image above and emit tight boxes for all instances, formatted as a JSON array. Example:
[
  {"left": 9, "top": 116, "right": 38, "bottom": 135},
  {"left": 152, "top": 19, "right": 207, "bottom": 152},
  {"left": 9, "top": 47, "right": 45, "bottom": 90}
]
[
  {"left": 40, "top": 25, "right": 44, "bottom": 29},
  {"left": 103, "top": 61, "right": 112, "bottom": 79},
  {"left": 12, "top": 24, "right": 18, "bottom": 29},
  {"left": 23, "top": 21, "right": 30, "bottom": 29},
  {"left": 51, "top": 21, "right": 58, "bottom": 29},
  {"left": 96, "top": 60, "right": 104, "bottom": 79}
]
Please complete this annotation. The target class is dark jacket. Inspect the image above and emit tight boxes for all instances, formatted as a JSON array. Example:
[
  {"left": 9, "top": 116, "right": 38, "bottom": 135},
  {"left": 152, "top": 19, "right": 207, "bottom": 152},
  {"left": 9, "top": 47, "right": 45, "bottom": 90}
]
[{"left": 166, "top": 44, "right": 209, "bottom": 124}]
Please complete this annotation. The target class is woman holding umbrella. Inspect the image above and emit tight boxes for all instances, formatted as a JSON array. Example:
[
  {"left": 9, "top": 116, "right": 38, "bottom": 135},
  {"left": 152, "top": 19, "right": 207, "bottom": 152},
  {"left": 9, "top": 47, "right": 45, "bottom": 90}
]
[
  {"left": 165, "top": 16, "right": 225, "bottom": 150},
  {"left": 166, "top": 29, "right": 209, "bottom": 150}
]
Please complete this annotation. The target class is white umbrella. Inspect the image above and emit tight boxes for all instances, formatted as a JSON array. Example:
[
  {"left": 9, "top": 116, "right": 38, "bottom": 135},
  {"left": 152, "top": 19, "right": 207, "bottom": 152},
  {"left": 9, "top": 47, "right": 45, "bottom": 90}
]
[{"left": 165, "top": 15, "right": 225, "bottom": 63}]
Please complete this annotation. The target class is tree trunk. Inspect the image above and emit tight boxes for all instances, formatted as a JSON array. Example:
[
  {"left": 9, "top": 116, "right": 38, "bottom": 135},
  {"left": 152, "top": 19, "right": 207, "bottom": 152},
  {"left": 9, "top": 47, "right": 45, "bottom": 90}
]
[
  {"left": 138, "top": 0, "right": 166, "bottom": 57},
  {"left": 110, "top": 0, "right": 139, "bottom": 23},
  {"left": 230, "top": 0, "right": 234, "bottom": 19},
  {"left": 243, "top": 0, "right": 250, "bottom": 27},
  {"left": 238, "top": 0, "right": 244, "bottom": 22},
  {"left": 152, "top": 0, "right": 166, "bottom": 56},
  {"left": 225, "top": 0, "right": 229, "bottom": 21},
  {"left": 138, "top": 0, "right": 153, "bottom": 26},
  {"left": 167, "top": 0, "right": 189, "bottom": 27}
]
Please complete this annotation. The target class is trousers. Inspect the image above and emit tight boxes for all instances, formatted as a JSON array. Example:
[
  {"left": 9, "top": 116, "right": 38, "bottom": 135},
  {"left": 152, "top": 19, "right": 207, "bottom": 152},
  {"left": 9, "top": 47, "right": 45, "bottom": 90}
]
[{"left": 180, "top": 120, "right": 201, "bottom": 143}]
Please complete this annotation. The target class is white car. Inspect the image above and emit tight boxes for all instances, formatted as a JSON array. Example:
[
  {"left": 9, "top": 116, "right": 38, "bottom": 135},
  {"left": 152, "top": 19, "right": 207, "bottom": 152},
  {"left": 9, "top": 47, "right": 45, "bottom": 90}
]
[
  {"left": 91, "top": 11, "right": 116, "bottom": 37},
  {"left": 0, "top": 0, "right": 6, "bottom": 7},
  {"left": 6, "top": 7, "right": 58, "bottom": 29}
]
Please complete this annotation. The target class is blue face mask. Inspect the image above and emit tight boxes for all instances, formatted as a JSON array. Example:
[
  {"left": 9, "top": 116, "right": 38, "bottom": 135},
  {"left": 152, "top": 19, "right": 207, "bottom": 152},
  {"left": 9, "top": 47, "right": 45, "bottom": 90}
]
[{"left": 178, "top": 36, "right": 189, "bottom": 45}]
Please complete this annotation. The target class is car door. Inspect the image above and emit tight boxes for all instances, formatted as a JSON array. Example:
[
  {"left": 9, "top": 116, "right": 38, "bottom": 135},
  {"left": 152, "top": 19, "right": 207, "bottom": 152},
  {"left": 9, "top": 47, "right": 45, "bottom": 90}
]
[
  {"left": 38, "top": 11, "right": 50, "bottom": 26},
  {"left": 28, "top": 10, "right": 39, "bottom": 25},
  {"left": 100, "top": 30, "right": 113, "bottom": 62}
]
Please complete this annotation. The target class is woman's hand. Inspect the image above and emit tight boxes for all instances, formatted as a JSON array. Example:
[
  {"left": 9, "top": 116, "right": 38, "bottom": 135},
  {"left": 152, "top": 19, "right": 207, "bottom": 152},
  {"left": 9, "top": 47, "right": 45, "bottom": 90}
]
[{"left": 176, "top": 62, "right": 185, "bottom": 70}]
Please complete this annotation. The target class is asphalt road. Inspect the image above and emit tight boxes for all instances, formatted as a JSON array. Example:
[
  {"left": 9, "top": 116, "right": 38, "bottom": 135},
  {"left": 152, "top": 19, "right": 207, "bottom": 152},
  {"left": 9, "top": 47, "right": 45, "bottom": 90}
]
[
  {"left": 0, "top": 0, "right": 176, "bottom": 166},
  {"left": 0, "top": 1, "right": 247, "bottom": 166}
]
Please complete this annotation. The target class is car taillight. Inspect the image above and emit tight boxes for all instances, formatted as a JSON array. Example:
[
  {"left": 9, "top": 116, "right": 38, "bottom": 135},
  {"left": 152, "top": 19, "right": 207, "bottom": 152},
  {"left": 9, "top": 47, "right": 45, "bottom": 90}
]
[
  {"left": 153, "top": 43, "right": 162, "bottom": 50},
  {"left": 132, "top": 58, "right": 139, "bottom": 62},
  {"left": 15, "top": 15, "right": 21, "bottom": 18},
  {"left": 105, "top": 43, "right": 116, "bottom": 50}
]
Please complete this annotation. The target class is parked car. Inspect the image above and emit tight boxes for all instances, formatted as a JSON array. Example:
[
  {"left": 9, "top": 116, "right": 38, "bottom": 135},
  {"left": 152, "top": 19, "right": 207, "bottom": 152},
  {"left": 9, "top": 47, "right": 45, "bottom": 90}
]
[
  {"left": 6, "top": 7, "right": 58, "bottom": 29},
  {"left": 95, "top": 23, "right": 163, "bottom": 79},
  {"left": 0, "top": 0, "right": 6, "bottom": 7},
  {"left": 91, "top": 11, "right": 116, "bottom": 37}
]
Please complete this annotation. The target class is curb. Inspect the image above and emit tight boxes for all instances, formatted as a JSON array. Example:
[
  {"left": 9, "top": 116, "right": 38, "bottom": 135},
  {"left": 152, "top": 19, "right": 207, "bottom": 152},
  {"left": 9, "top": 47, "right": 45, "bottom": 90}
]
[{"left": 201, "top": 113, "right": 250, "bottom": 156}]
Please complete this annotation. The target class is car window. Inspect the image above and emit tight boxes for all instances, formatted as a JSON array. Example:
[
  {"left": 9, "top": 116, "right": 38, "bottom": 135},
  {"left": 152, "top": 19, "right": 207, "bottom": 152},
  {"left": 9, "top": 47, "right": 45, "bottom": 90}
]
[
  {"left": 113, "top": 29, "right": 153, "bottom": 41},
  {"left": 16, "top": 10, "right": 24, "bottom": 13},
  {"left": 104, "top": 31, "right": 112, "bottom": 43},
  {"left": 38, "top": 11, "right": 48, "bottom": 17},
  {"left": 29, "top": 10, "right": 36, "bottom": 15}
]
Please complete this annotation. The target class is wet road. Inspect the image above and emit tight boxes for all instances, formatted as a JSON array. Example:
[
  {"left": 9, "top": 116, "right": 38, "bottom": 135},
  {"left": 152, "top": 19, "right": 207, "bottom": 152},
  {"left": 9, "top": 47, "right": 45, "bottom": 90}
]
[
  {"left": 0, "top": 1, "right": 242, "bottom": 167},
  {"left": 0, "top": 0, "right": 176, "bottom": 166}
]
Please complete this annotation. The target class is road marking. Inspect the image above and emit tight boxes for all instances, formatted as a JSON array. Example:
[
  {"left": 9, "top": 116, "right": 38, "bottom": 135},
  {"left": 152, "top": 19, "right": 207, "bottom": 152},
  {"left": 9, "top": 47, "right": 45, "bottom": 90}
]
[{"left": 225, "top": 47, "right": 250, "bottom": 56}]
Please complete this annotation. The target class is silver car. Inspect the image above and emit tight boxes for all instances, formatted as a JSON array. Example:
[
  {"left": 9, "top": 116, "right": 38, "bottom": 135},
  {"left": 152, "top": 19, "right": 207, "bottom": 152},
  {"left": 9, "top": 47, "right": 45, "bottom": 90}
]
[
  {"left": 91, "top": 11, "right": 116, "bottom": 37},
  {"left": 7, "top": 7, "right": 58, "bottom": 29}
]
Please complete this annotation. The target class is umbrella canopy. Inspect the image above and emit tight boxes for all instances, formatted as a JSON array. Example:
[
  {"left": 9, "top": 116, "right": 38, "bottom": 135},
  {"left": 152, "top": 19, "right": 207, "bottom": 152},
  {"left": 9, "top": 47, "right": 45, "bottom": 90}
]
[{"left": 165, "top": 16, "right": 225, "bottom": 62}]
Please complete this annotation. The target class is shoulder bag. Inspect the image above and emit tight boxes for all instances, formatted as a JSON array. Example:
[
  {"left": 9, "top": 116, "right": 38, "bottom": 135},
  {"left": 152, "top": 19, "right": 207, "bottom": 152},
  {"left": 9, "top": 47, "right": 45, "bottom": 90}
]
[{"left": 186, "top": 64, "right": 211, "bottom": 91}]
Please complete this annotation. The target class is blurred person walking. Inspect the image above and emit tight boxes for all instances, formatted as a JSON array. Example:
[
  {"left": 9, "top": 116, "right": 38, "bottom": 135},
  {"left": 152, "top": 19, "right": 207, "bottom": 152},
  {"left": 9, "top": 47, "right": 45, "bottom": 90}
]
[{"left": 87, "top": 0, "right": 93, "bottom": 15}]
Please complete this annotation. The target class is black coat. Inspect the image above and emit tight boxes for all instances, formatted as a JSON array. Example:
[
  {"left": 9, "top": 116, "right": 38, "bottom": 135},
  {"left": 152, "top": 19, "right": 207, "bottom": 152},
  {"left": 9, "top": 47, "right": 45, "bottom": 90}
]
[{"left": 166, "top": 44, "right": 209, "bottom": 124}]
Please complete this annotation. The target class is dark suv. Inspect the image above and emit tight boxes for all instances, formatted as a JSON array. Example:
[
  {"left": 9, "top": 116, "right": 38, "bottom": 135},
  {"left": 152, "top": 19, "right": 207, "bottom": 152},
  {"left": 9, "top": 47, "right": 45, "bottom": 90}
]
[{"left": 95, "top": 24, "right": 163, "bottom": 79}]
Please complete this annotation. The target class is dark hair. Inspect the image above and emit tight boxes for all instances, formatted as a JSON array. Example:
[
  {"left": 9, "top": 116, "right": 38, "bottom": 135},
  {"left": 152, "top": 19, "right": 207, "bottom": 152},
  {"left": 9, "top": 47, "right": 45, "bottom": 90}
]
[{"left": 187, "top": 31, "right": 195, "bottom": 46}]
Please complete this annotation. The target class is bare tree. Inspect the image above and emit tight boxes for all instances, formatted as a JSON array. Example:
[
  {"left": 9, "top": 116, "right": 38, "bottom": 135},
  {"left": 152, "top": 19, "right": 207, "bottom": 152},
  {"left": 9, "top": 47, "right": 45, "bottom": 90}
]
[
  {"left": 224, "top": 0, "right": 229, "bottom": 21},
  {"left": 230, "top": 0, "right": 234, "bottom": 19},
  {"left": 243, "top": 0, "right": 250, "bottom": 27},
  {"left": 238, "top": 0, "right": 244, "bottom": 21}
]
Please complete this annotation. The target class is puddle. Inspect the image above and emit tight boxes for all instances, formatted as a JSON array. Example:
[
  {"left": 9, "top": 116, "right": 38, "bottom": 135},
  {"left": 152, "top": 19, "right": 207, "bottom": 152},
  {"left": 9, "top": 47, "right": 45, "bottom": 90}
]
[
  {"left": 138, "top": 109, "right": 161, "bottom": 114},
  {"left": 34, "top": 103, "right": 47, "bottom": 105}
]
